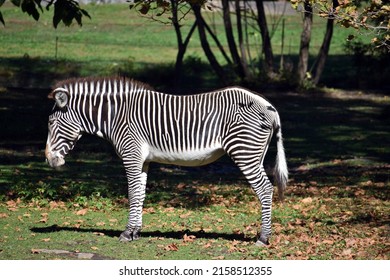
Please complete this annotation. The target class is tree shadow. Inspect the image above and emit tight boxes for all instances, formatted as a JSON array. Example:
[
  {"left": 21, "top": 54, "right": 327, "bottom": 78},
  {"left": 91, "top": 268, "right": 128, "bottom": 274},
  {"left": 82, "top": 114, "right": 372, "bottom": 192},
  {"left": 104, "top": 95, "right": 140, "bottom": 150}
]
[{"left": 30, "top": 224, "right": 253, "bottom": 242}]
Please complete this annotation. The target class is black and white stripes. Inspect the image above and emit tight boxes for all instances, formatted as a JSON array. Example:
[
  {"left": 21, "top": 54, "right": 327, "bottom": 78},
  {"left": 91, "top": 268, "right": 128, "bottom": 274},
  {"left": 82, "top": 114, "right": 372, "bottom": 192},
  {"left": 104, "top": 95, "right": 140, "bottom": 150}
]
[{"left": 45, "top": 77, "right": 288, "bottom": 246}]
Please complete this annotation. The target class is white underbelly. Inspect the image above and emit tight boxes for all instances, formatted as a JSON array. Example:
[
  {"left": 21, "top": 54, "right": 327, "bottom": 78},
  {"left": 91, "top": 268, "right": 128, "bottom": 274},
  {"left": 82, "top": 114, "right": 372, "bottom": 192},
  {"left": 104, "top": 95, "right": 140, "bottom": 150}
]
[{"left": 143, "top": 144, "right": 225, "bottom": 166}]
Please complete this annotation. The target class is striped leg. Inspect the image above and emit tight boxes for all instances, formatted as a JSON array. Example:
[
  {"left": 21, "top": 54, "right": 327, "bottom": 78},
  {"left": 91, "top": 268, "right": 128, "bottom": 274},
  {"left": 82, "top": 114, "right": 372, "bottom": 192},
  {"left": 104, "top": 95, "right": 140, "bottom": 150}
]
[
  {"left": 119, "top": 161, "right": 149, "bottom": 242},
  {"left": 225, "top": 128, "right": 275, "bottom": 245},
  {"left": 233, "top": 156, "right": 274, "bottom": 246},
  {"left": 252, "top": 167, "right": 274, "bottom": 246}
]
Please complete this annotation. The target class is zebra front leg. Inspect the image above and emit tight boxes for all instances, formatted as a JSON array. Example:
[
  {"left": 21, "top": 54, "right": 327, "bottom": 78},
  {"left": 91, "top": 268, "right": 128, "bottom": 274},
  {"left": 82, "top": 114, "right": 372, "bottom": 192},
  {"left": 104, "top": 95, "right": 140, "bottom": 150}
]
[{"left": 119, "top": 163, "right": 149, "bottom": 242}]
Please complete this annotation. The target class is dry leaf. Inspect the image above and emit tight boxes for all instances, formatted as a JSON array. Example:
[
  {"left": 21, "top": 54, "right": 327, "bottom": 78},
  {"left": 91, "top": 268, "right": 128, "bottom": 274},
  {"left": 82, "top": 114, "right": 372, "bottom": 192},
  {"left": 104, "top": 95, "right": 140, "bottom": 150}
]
[
  {"left": 76, "top": 209, "right": 88, "bottom": 216},
  {"left": 143, "top": 207, "right": 156, "bottom": 214},
  {"left": 164, "top": 243, "right": 179, "bottom": 251},
  {"left": 176, "top": 183, "right": 186, "bottom": 189},
  {"left": 163, "top": 207, "right": 175, "bottom": 213},
  {"left": 91, "top": 246, "right": 99, "bottom": 251},
  {"left": 39, "top": 213, "right": 48, "bottom": 223},
  {"left": 31, "top": 249, "right": 40, "bottom": 254},
  {"left": 323, "top": 239, "right": 334, "bottom": 245},
  {"left": 179, "top": 213, "right": 192, "bottom": 219},
  {"left": 93, "top": 232, "right": 105, "bottom": 236},
  {"left": 0, "top": 213, "right": 9, "bottom": 218},
  {"left": 96, "top": 222, "right": 105, "bottom": 226},
  {"left": 183, "top": 234, "right": 196, "bottom": 243},
  {"left": 41, "top": 238, "right": 51, "bottom": 242},
  {"left": 342, "top": 248, "right": 352, "bottom": 256},
  {"left": 301, "top": 197, "right": 313, "bottom": 204}
]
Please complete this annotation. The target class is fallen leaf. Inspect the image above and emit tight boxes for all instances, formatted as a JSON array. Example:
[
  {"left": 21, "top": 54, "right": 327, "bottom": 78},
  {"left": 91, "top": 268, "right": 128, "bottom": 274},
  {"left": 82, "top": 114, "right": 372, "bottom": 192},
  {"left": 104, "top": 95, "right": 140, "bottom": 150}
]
[
  {"left": 93, "top": 232, "right": 105, "bottom": 236},
  {"left": 163, "top": 207, "right": 175, "bottom": 213},
  {"left": 0, "top": 213, "right": 9, "bottom": 218},
  {"left": 183, "top": 234, "right": 196, "bottom": 243},
  {"left": 76, "top": 209, "right": 88, "bottom": 216},
  {"left": 164, "top": 243, "right": 179, "bottom": 251},
  {"left": 96, "top": 222, "right": 105, "bottom": 226},
  {"left": 213, "top": 256, "right": 225, "bottom": 260},
  {"left": 39, "top": 213, "right": 48, "bottom": 223},
  {"left": 176, "top": 183, "right": 186, "bottom": 189},
  {"left": 342, "top": 248, "right": 352, "bottom": 256},
  {"left": 91, "top": 246, "right": 99, "bottom": 251},
  {"left": 322, "top": 239, "right": 334, "bottom": 245},
  {"left": 31, "top": 249, "right": 40, "bottom": 254},
  {"left": 301, "top": 197, "right": 313, "bottom": 204},
  {"left": 143, "top": 207, "right": 156, "bottom": 214},
  {"left": 41, "top": 238, "right": 51, "bottom": 242},
  {"left": 179, "top": 212, "right": 192, "bottom": 219},
  {"left": 354, "top": 189, "right": 365, "bottom": 196},
  {"left": 203, "top": 243, "right": 212, "bottom": 248}
]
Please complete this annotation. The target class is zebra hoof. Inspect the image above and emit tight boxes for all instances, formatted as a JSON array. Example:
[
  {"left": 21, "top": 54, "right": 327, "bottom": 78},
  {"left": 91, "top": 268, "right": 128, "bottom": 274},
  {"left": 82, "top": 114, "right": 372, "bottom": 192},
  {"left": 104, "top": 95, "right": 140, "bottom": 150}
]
[
  {"left": 255, "top": 240, "right": 269, "bottom": 247},
  {"left": 119, "top": 229, "right": 141, "bottom": 242},
  {"left": 255, "top": 236, "right": 269, "bottom": 247}
]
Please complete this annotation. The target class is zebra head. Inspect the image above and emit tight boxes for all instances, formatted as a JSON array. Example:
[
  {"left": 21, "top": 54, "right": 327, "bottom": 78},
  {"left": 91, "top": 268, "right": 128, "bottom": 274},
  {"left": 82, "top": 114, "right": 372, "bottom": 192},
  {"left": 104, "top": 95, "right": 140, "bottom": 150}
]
[{"left": 45, "top": 88, "right": 82, "bottom": 168}]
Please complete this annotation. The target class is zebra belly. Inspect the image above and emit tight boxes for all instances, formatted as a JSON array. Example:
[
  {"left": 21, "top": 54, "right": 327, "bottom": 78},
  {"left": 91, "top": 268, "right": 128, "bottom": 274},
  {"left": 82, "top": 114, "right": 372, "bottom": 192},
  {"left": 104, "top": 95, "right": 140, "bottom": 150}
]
[{"left": 143, "top": 144, "right": 225, "bottom": 167}]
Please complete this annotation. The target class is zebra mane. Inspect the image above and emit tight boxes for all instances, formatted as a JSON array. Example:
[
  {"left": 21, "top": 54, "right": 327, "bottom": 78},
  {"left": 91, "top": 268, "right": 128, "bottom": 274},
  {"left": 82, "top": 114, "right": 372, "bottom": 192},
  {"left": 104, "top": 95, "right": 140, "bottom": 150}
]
[{"left": 51, "top": 76, "right": 154, "bottom": 98}]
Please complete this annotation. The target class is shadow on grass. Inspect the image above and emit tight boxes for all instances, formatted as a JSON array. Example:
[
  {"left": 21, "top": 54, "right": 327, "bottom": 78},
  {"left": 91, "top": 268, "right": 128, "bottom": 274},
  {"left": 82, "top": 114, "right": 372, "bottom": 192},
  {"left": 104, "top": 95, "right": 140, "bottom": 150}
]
[{"left": 30, "top": 224, "right": 252, "bottom": 242}]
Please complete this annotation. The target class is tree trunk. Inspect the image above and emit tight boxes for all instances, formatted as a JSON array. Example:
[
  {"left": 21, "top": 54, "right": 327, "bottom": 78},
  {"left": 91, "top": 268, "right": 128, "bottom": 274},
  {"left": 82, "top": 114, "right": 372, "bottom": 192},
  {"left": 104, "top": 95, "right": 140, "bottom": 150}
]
[
  {"left": 235, "top": 0, "right": 251, "bottom": 79},
  {"left": 312, "top": 17, "right": 333, "bottom": 85},
  {"left": 221, "top": 0, "right": 245, "bottom": 79},
  {"left": 191, "top": 3, "right": 227, "bottom": 84},
  {"left": 202, "top": 18, "right": 232, "bottom": 65},
  {"left": 255, "top": 0, "right": 274, "bottom": 75},
  {"left": 171, "top": 1, "right": 197, "bottom": 91},
  {"left": 171, "top": 0, "right": 197, "bottom": 91},
  {"left": 312, "top": 1, "right": 337, "bottom": 85},
  {"left": 297, "top": 1, "right": 313, "bottom": 83}
]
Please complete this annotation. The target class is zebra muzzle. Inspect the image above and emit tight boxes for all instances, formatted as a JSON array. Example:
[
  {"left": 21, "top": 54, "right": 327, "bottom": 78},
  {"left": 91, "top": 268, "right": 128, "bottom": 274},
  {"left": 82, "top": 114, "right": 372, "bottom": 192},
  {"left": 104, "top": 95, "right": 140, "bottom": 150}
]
[
  {"left": 45, "top": 145, "right": 65, "bottom": 168},
  {"left": 46, "top": 156, "right": 65, "bottom": 168}
]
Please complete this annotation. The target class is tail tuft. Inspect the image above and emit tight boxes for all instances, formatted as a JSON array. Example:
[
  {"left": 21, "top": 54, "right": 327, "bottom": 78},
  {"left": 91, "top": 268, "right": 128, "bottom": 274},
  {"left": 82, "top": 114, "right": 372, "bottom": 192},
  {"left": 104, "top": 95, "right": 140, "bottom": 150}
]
[{"left": 274, "top": 117, "right": 288, "bottom": 201}]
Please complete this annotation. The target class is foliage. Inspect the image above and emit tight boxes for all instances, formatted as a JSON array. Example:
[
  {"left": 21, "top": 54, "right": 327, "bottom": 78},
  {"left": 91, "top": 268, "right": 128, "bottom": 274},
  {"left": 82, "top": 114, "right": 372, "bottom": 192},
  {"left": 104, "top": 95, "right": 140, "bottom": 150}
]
[
  {"left": 0, "top": 0, "right": 90, "bottom": 27},
  {"left": 128, "top": 0, "right": 199, "bottom": 21},
  {"left": 291, "top": 0, "right": 390, "bottom": 52}
]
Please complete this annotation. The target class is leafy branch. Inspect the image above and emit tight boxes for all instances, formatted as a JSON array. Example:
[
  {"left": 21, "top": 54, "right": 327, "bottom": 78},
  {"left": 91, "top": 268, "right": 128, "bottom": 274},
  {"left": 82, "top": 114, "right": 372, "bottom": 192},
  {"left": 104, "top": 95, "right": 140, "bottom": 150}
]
[
  {"left": 291, "top": 0, "right": 390, "bottom": 51},
  {"left": 0, "top": 0, "right": 90, "bottom": 27}
]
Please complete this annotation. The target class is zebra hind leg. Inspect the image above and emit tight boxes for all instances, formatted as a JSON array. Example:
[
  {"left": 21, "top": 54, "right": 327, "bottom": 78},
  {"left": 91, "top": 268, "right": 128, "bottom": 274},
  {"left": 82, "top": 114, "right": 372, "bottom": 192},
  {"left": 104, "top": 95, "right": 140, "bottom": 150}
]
[
  {"left": 253, "top": 168, "right": 274, "bottom": 246},
  {"left": 233, "top": 157, "right": 274, "bottom": 246}
]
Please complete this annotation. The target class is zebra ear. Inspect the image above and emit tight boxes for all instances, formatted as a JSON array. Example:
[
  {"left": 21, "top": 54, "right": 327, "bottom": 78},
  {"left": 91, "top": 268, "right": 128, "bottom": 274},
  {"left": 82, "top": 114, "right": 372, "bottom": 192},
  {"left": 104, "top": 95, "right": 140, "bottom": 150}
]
[{"left": 53, "top": 90, "right": 69, "bottom": 108}]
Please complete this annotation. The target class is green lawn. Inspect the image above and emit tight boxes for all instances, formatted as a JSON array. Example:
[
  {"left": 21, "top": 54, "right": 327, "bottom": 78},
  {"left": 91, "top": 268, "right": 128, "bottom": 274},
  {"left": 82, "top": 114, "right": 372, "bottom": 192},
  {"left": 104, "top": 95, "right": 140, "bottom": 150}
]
[{"left": 0, "top": 3, "right": 361, "bottom": 62}]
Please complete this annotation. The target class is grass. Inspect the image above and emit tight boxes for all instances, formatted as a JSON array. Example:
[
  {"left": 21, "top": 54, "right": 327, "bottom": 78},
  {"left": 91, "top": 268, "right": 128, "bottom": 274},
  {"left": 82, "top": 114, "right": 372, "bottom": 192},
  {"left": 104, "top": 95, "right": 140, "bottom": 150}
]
[{"left": 0, "top": 3, "right": 359, "bottom": 60}]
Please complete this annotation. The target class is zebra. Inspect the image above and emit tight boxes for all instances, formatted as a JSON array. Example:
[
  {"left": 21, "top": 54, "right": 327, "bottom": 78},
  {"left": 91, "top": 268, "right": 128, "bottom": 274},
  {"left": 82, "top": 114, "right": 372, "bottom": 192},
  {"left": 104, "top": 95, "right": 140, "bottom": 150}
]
[{"left": 45, "top": 76, "right": 288, "bottom": 246}]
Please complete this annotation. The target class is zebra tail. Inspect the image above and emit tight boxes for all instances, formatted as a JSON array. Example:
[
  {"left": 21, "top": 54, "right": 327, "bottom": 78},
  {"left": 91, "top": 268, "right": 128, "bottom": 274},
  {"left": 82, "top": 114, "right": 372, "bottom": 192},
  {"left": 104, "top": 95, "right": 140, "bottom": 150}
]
[{"left": 274, "top": 114, "right": 288, "bottom": 201}]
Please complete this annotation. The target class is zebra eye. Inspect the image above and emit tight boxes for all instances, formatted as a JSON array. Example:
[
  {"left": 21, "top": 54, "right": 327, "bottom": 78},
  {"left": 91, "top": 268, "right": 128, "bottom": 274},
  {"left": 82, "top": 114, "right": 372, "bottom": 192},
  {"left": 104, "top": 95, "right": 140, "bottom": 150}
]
[{"left": 48, "top": 119, "right": 56, "bottom": 126}]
